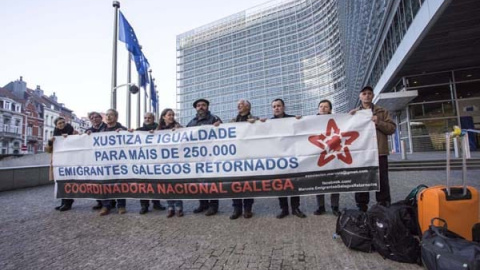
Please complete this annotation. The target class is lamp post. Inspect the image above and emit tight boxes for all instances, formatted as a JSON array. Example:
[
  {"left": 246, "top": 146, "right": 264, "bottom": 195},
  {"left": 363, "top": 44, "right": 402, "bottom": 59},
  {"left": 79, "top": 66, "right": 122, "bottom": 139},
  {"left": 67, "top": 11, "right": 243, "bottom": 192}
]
[
  {"left": 111, "top": 1, "right": 120, "bottom": 109},
  {"left": 111, "top": 83, "right": 139, "bottom": 127}
]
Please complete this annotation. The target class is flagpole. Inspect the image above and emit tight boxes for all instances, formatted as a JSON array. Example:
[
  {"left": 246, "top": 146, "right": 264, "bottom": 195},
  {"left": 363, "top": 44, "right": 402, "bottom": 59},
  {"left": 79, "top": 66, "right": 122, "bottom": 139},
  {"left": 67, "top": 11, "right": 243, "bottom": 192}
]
[
  {"left": 126, "top": 53, "right": 132, "bottom": 128},
  {"left": 148, "top": 69, "right": 152, "bottom": 112},
  {"left": 156, "top": 89, "right": 159, "bottom": 114},
  {"left": 111, "top": 1, "right": 120, "bottom": 109},
  {"left": 137, "top": 45, "right": 142, "bottom": 126}
]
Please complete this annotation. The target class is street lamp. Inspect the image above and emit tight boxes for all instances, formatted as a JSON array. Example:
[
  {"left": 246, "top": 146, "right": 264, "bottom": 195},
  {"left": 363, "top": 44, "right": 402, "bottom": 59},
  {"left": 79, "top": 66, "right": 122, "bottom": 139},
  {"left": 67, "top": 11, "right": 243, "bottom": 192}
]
[
  {"left": 111, "top": 83, "right": 139, "bottom": 127},
  {"left": 111, "top": 83, "right": 139, "bottom": 96}
]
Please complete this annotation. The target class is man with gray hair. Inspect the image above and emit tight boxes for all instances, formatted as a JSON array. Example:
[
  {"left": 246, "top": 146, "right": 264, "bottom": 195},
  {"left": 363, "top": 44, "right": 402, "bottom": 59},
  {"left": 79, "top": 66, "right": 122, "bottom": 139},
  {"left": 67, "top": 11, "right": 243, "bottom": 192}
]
[
  {"left": 86, "top": 111, "right": 107, "bottom": 210},
  {"left": 229, "top": 99, "right": 257, "bottom": 219},
  {"left": 98, "top": 108, "right": 128, "bottom": 216},
  {"left": 135, "top": 112, "right": 166, "bottom": 214}
]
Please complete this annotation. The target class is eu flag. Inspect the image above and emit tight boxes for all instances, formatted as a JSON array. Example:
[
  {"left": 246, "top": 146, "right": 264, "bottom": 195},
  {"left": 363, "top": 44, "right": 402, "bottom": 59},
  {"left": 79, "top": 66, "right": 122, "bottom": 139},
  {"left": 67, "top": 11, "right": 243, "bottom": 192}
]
[
  {"left": 133, "top": 52, "right": 150, "bottom": 88},
  {"left": 150, "top": 74, "right": 157, "bottom": 112},
  {"left": 118, "top": 11, "right": 141, "bottom": 56}
]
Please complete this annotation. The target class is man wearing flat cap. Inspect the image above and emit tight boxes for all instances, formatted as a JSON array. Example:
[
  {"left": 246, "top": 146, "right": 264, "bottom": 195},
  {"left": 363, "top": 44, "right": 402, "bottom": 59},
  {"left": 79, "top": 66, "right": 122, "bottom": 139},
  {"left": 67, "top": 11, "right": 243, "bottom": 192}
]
[
  {"left": 187, "top": 98, "right": 222, "bottom": 216},
  {"left": 349, "top": 86, "right": 396, "bottom": 212}
]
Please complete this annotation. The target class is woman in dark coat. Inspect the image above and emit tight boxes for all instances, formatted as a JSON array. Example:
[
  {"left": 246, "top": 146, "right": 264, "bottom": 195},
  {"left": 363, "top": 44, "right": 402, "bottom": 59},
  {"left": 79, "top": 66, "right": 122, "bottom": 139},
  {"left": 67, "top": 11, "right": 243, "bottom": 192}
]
[{"left": 49, "top": 117, "right": 77, "bottom": 211}]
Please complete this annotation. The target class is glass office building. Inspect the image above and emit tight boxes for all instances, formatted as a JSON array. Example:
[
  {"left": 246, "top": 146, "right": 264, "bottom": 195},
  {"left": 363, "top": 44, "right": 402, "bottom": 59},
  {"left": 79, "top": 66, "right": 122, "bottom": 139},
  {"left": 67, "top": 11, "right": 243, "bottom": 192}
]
[
  {"left": 177, "top": 0, "right": 480, "bottom": 152},
  {"left": 176, "top": 0, "right": 346, "bottom": 124}
]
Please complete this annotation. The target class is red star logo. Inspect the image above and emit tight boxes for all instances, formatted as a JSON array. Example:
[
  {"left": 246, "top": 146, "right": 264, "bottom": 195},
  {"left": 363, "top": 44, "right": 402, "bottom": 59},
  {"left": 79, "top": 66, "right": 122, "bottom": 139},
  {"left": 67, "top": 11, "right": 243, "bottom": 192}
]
[{"left": 308, "top": 119, "right": 359, "bottom": 167}]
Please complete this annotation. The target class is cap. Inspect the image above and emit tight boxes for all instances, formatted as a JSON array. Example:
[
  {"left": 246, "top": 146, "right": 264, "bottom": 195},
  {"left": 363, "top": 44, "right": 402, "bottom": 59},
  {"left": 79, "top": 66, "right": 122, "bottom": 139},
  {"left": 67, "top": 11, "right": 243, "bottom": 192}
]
[
  {"left": 193, "top": 98, "right": 209, "bottom": 108},
  {"left": 360, "top": 86, "right": 374, "bottom": 93}
]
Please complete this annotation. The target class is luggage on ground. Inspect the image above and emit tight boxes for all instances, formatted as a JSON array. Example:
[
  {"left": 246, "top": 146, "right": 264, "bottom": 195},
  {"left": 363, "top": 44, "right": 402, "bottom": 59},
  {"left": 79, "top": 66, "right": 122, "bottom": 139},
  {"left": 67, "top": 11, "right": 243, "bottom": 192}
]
[
  {"left": 418, "top": 132, "right": 479, "bottom": 240},
  {"left": 368, "top": 202, "right": 420, "bottom": 263},
  {"left": 335, "top": 209, "right": 373, "bottom": 252},
  {"left": 422, "top": 217, "right": 480, "bottom": 270}
]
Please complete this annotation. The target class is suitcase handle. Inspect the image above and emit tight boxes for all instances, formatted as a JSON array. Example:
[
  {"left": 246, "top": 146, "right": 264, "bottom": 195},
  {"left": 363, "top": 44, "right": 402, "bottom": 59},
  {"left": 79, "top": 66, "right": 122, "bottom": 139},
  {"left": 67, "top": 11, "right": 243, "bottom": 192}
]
[
  {"left": 441, "top": 187, "right": 472, "bottom": 201},
  {"left": 445, "top": 132, "right": 468, "bottom": 196}
]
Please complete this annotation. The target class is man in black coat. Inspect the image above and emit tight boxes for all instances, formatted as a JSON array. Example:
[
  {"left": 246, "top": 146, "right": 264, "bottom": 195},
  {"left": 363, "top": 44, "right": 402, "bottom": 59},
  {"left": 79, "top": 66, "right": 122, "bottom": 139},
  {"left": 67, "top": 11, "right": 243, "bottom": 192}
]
[
  {"left": 86, "top": 111, "right": 107, "bottom": 211},
  {"left": 136, "top": 112, "right": 166, "bottom": 214},
  {"left": 229, "top": 99, "right": 257, "bottom": 219},
  {"left": 269, "top": 98, "right": 306, "bottom": 219},
  {"left": 187, "top": 98, "right": 222, "bottom": 216}
]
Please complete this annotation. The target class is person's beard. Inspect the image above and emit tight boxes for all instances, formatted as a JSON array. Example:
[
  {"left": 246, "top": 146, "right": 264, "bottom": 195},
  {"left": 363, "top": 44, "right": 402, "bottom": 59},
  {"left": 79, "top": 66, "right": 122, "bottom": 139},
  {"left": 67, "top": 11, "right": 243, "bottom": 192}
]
[{"left": 197, "top": 109, "right": 206, "bottom": 117}]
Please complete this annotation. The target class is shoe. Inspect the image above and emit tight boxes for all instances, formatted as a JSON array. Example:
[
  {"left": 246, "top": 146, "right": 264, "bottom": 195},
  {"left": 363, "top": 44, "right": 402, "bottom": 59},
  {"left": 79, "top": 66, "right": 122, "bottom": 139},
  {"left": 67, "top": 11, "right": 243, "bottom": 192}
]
[
  {"left": 139, "top": 207, "right": 148, "bottom": 215},
  {"left": 292, "top": 208, "right": 306, "bottom": 218},
  {"left": 230, "top": 209, "right": 242, "bottom": 220},
  {"left": 153, "top": 204, "right": 166, "bottom": 211},
  {"left": 193, "top": 205, "right": 207, "bottom": 213},
  {"left": 243, "top": 210, "right": 253, "bottom": 219},
  {"left": 276, "top": 209, "right": 289, "bottom": 219},
  {"left": 177, "top": 210, "right": 184, "bottom": 217},
  {"left": 55, "top": 205, "right": 63, "bottom": 211},
  {"left": 205, "top": 207, "right": 218, "bottom": 216},
  {"left": 92, "top": 202, "right": 102, "bottom": 210},
  {"left": 167, "top": 210, "right": 175, "bottom": 218},
  {"left": 313, "top": 206, "right": 326, "bottom": 215},
  {"left": 59, "top": 205, "right": 72, "bottom": 212},
  {"left": 357, "top": 204, "right": 368, "bottom": 212},
  {"left": 99, "top": 207, "right": 110, "bottom": 216},
  {"left": 118, "top": 207, "right": 126, "bottom": 214},
  {"left": 332, "top": 206, "right": 341, "bottom": 217}
]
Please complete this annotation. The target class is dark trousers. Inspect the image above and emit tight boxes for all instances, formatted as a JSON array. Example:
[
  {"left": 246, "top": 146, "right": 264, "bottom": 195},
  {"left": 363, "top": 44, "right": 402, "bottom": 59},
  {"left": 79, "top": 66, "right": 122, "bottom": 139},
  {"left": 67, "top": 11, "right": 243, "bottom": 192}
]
[
  {"left": 278, "top": 196, "right": 300, "bottom": 210},
  {"left": 232, "top": 199, "right": 254, "bottom": 211},
  {"left": 140, "top": 200, "right": 161, "bottom": 208},
  {"left": 61, "top": 199, "right": 74, "bottom": 206},
  {"left": 102, "top": 199, "right": 126, "bottom": 209},
  {"left": 199, "top": 200, "right": 219, "bottom": 210},
  {"left": 316, "top": 193, "right": 339, "bottom": 208},
  {"left": 355, "top": 155, "right": 391, "bottom": 205}
]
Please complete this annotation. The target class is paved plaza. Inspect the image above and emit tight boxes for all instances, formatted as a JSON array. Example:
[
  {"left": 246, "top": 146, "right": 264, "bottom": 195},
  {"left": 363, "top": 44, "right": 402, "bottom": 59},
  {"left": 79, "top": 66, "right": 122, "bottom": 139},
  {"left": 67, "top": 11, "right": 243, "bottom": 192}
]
[{"left": 1, "top": 169, "right": 479, "bottom": 270}]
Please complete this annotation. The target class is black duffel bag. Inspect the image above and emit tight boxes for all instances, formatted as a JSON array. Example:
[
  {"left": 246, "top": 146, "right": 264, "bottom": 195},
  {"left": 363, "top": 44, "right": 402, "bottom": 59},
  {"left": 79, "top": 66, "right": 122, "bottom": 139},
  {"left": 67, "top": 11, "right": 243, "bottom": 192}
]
[
  {"left": 335, "top": 209, "right": 373, "bottom": 253},
  {"left": 422, "top": 218, "right": 480, "bottom": 270},
  {"left": 368, "top": 203, "right": 421, "bottom": 264}
]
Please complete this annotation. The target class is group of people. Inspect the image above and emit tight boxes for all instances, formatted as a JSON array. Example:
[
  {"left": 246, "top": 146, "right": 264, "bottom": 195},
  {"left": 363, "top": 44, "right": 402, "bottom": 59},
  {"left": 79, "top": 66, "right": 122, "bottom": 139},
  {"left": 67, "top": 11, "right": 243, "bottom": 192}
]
[{"left": 50, "top": 85, "right": 396, "bottom": 219}]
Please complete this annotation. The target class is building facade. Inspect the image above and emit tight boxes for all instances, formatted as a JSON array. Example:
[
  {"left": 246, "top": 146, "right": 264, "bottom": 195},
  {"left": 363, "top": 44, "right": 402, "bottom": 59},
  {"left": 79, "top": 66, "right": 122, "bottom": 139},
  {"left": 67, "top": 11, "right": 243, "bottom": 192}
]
[
  {"left": 177, "top": 0, "right": 479, "bottom": 152},
  {"left": 177, "top": 0, "right": 346, "bottom": 124},
  {"left": 1, "top": 77, "right": 90, "bottom": 156},
  {"left": 0, "top": 94, "right": 23, "bottom": 155}
]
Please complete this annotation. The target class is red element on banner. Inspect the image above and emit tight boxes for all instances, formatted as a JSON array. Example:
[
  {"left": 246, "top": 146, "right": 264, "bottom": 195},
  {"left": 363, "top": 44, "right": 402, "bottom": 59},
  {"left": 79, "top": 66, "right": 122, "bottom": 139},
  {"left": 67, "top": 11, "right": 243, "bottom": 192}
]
[{"left": 308, "top": 119, "right": 359, "bottom": 167}]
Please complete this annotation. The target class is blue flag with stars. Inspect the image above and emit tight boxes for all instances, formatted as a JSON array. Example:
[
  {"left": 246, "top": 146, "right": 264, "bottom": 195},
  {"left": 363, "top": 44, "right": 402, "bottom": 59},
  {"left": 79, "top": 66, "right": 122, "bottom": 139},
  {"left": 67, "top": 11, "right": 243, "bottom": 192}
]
[
  {"left": 150, "top": 74, "right": 157, "bottom": 112},
  {"left": 118, "top": 11, "right": 141, "bottom": 56}
]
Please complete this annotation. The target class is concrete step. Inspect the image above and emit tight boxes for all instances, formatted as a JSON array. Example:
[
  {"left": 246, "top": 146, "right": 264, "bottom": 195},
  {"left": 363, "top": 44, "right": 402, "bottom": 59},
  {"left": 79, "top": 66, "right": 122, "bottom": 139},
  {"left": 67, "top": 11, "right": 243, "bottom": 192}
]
[{"left": 389, "top": 158, "right": 480, "bottom": 171}]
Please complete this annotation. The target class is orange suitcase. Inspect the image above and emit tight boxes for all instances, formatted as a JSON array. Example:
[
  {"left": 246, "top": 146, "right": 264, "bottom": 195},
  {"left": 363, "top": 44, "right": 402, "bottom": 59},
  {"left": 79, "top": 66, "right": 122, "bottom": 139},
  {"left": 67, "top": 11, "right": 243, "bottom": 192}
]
[{"left": 418, "top": 132, "right": 479, "bottom": 240}]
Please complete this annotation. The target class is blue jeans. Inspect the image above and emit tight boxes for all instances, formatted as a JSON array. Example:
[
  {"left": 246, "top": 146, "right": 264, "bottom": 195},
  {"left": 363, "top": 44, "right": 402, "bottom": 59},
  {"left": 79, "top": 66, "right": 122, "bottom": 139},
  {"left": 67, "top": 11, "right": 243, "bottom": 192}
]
[{"left": 167, "top": 200, "right": 183, "bottom": 210}]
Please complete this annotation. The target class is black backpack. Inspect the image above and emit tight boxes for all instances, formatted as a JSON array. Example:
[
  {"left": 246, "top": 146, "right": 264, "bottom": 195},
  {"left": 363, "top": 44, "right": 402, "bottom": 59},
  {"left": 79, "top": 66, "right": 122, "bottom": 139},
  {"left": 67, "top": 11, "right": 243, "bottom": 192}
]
[
  {"left": 368, "top": 202, "right": 421, "bottom": 263},
  {"left": 336, "top": 209, "right": 373, "bottom": 253},
  {"left": 422, "top": 218, "right": 480, "bottom": 270}
]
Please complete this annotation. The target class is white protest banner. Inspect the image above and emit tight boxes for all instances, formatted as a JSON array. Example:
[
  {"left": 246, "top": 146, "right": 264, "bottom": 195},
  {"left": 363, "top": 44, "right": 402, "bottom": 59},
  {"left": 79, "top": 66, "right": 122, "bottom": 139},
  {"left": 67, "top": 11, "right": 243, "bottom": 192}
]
[{"left": 53, "top": 110, "right": 379, "bottom": 199}]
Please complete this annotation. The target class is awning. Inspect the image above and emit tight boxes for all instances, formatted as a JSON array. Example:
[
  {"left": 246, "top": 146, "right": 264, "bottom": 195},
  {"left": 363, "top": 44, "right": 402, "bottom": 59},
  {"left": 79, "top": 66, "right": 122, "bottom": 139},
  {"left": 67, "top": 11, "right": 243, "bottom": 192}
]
[{"left": 374, "top": 90, "right": 418, "bottom": 111}]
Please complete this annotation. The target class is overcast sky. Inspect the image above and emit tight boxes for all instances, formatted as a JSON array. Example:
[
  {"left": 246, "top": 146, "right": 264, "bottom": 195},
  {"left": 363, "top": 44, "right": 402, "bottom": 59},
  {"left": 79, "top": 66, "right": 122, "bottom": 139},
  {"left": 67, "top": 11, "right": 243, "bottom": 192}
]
[{"left": 0, "top": 0, "right": 272, "bottom": 126}]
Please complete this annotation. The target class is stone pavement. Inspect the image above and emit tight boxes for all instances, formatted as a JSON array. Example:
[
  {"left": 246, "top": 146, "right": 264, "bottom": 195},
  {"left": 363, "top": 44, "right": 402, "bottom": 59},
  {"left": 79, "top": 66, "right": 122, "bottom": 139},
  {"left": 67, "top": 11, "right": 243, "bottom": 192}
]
[{"left": 1, "top": 169, "right": 479, "bottom": 270}]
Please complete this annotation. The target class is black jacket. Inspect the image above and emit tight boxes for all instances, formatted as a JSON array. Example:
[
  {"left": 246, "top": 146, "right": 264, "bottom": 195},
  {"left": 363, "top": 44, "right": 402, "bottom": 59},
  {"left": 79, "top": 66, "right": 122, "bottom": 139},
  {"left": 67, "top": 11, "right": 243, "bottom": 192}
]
[
  {"left": 86, "top": 122, "right": 106, "bottom": 134},
  {"left": 101, "top": 122, "right": 127, "bottom": 132},
  {"left": 271, "top": 113, "right": 295, "bottom": 119},
  {"left": 48, "top": 123, "right": 75, "bottom": 146},
  {"left": 232, "top": 112, "right": 258, "bottom": 123},
  {"left": 136, "top": 122, "right": 158, "bottom": 131},
  {"left": 186, "top": 111, "right": 222, "bottom": 127}
]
